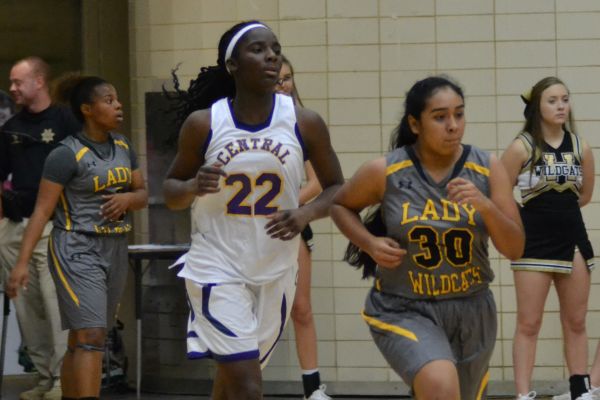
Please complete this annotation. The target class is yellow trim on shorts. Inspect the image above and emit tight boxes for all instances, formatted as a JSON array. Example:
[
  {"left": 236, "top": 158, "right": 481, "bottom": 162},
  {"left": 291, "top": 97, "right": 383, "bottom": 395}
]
[
  {"left": 361, "top": 310, "right": 418, "bottom": 342},
  {"left": 386, "top": 160, "right": 413, "bottom": 176},
  {"left": 464, "top": 162, "right": 489, "bottom": 177},
  {"left": 114, "top": 139, "right": 129, "bottom": 150},
  {"left": 476, "top": 370, "right": 489, "bottom": 400},
  {"left": 59, "top": 193, "right": 72, "bottom": 231},
  {"left": 75, "top": 147, "right": 89, "bottom": 162},
  {"left": 48, "top": 236, "right": 80, "bottom": 307}
]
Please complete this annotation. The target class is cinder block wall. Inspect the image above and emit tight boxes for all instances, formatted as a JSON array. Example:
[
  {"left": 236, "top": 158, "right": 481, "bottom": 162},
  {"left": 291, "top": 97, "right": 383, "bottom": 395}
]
[{"left": 127, "top": 0, "right": 600, "bottom": 388}]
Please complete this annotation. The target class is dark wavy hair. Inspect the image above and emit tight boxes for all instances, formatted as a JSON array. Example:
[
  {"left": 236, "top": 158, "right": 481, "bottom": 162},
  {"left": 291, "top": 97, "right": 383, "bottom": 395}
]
[
  {"left": 53, "top": 73, "right": 108, "bottom": 123},
  {"left": 164, "top": 20, "right": 266, "bottom": 145},
  {"left": 344, "top": 76, "right": 465, "bottom": 279}
]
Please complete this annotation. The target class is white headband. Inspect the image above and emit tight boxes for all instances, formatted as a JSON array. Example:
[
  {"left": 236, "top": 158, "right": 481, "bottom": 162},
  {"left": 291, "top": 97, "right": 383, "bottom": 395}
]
[{"left": 225, "top": 23, "right": 269, "bottom": 73}]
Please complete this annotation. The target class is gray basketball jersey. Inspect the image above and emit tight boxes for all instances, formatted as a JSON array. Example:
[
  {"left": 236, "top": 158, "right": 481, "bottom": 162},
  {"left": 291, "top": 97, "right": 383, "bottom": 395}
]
[
  {"left": 378, "top": 145, "right": 492, "bottom": 299},
  {"left": 53, "top": 134, "right": 134, "bottom": 235}
]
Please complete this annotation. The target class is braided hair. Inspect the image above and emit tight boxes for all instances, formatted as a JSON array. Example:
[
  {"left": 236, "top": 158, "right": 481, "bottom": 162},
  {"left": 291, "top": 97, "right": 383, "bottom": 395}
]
[{"left": 164, "top": 20, "right": 265, "bottom": 144}]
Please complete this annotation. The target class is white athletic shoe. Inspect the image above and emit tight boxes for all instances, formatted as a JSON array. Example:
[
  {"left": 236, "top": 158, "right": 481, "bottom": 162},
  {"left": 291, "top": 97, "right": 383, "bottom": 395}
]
[
  {"left": 554, "top": 386, "right": 600, "bottom": 400},
  {"left": 575, "top": 392, "right": 598, "bottom": 400},
  {"left": 553, "top": 392, "right": 570, "bottom": 400},
  {"left": 517, "top": 391, "right": 537, "bottom": 400},
  {"left": 305, "top": 384, "right": 332, "bottom": 400}
]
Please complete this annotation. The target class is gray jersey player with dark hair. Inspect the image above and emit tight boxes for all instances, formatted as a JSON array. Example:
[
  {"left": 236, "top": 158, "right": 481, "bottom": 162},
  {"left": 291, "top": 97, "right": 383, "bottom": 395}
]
[
  {"left": 8, "top": 75, "right": 148, "bottom": 400},
  {"left": 331, "top": 76, "right": 524, "bottom": 400}
]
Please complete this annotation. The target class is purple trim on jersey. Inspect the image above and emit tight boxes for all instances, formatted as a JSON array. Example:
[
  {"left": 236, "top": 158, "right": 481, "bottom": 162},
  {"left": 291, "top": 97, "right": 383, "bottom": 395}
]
[
  {"left": 201, "top": 129, "right": 213, "bottom": 159},
  {"left": 187, "top": 350, "right": 211, "bottom": 360},
  {"left": 259, "top": 293, "right": 287, "bottom": 365},
  {"left": 187, "top": 350, "right": 260, "bottom": 362},
  {"left": 186, "top": 294, "right": 195, "bottom": 322},
  {"left": 202, "top": 284, "right": 237, "bottom": 337},
  {"left": 294, "top": 123, "right": 308, "bottom": 161},
  {"left": 227, "top": 93, "right": 276, "bottom": 132},
  {"left": 187, "top": 331, "right": 199, "bottom": 338},
  {"left": 214, "top": 350, "right": 260, "bottom": 363}
]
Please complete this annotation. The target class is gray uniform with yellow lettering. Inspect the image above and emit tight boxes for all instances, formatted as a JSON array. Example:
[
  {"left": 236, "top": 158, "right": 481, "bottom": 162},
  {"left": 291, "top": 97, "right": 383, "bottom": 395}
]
[
  {"left": 46, "top": 133, "right": 134, "bottom": 330},
  {"left": 363, "top": 144, "right": 496, "bottom": 400}
]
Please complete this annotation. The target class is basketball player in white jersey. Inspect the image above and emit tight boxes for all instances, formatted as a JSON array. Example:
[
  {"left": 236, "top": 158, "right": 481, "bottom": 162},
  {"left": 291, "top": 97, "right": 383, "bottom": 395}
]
[{"left": 163, "top": 21, "right": 343, "bottom": 400}]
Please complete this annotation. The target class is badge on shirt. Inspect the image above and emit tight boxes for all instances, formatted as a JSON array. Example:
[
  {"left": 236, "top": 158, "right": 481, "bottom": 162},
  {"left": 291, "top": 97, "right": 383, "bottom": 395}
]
[{"left": 41, "top": 128, "right": 56, "bottom": 143}]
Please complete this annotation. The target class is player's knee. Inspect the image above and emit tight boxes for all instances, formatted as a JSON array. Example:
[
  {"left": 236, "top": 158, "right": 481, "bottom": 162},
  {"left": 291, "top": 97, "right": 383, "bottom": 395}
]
[
  {"left": 517, "top": 317, "right": 543, "bottom": 336},
  {"left": 416, "top": 378, "right": 459, "bottom": 400},
  {"left": 562, "top": 314, "right": 587, "bottom": 334},
  {"left": 291, "top": 301, "right": 313, "bottom": 325},
  {"left": 229, "top": 378, "right": 262, "bottom": 399},
  {"left": 75, "top": 327, "right": 106, "bottom": 350}
]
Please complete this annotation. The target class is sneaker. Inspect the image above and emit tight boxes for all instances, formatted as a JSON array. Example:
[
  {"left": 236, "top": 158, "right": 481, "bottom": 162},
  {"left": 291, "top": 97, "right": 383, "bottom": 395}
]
[
  {"left": 553, "top": 392, "right": 570, "bottom": 400},
  {"left": 305, "top": 384, "right": 332, "bottom": 400},
  {"left": 517, "top": 392, "right": 537, "bottom": 400},
  {"left": 19, "top": 385, "right": 46, "bottom": 400},
  {"left": 575, "top": 392, "right": 597, "bottom": 400},
  {"left": 555, "top": 386, "right": 600, "bottom": 400},
  {"left": 42, "top": 381, "right": 62, "bottom": 400}
]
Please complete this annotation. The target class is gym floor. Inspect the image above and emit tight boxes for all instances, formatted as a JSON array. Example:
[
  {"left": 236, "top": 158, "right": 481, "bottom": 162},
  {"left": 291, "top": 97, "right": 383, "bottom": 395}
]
[{"left": 1, "top": 375, "right": 560, "bottom": 400}]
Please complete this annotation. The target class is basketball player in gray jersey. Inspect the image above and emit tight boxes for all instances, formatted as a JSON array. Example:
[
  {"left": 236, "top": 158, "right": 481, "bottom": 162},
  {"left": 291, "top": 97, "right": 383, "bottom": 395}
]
[
  {"left": 378, "top": 145, "right": 494, "bottom": 299},
  {"left": 332, "top": 76, "right": 524, "bottom": 400},
  {"left": 8, "top": 76, "right": 147, "bottom": 400}
]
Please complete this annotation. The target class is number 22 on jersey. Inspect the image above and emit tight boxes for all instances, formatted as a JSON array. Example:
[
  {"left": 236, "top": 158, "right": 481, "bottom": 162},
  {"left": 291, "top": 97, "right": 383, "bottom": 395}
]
[{"left": 225, "top": 172, "right": 283, "bottom": 216}]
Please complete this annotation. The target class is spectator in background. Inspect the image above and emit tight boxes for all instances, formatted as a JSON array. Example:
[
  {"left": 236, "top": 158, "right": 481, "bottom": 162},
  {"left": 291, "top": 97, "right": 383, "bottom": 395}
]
[{"left": 0, "top": 56, "right": 79, "bottom": 400}]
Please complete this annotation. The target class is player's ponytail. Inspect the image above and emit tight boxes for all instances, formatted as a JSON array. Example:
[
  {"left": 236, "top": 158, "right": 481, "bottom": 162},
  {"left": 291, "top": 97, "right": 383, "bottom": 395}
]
[
  {"left": 343, "top": 206, "right": 386, "bottom": 279},
  {"left": 53, "top": 73, "right": 107, "bottom": 123}
]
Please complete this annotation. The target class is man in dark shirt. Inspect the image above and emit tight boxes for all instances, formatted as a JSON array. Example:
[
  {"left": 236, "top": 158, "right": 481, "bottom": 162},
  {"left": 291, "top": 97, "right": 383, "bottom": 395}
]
[{"left": 0, "top": 57, "right": 80, "bottom": 400}]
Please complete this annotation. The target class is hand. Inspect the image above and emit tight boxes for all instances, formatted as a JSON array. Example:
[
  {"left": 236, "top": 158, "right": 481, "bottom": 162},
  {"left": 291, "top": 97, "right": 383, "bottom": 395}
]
[
  {"left": 265, "top": 208, "right": 309, "bottom": 241},
  {"left": 446, "top": 177, "right": 491, "bottom": 211},
  {"left": 7, "top": 265, "right": 29, "bottom": 299},
  {"left": 101, "top": 192, "right": 131, "bottom": 221},
  {"left": 191, "top": 162, "right": 227, "bottom": 196},
  {"left": 366, "top": 237, "right": 406, "bottom": 269}
]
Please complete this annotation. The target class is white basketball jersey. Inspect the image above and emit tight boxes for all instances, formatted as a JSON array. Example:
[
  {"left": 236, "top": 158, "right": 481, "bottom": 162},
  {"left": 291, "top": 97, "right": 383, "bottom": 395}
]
[{"left": 179, "top": 94, "right": 304, "bottom": 284}]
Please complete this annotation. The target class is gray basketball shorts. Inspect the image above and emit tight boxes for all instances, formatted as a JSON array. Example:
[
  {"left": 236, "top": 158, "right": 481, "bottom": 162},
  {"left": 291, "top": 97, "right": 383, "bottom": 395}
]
[
  {"left": 47, "top": 228, "right": 129, "bottom": 330},
  {"left": 363, "top": 288, "right": 497, "bottom": 400}
]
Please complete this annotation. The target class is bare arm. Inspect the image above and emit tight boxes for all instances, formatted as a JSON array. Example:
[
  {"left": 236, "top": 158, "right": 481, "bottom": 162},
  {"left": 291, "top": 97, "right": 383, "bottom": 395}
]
[
  {"left": 500, "top": 138, "right": 529, "bottom": 187},
  {"left": 578, "top": 140, "right": 595, "bottom": 207},
  {"left": 163, "top": 110, "right": 226, "bottom": 210},
  {"left": 296, "top": 107, "right": 344, "bottom": 221},
  {"left": 299, "top": 161, "right": 322, "bottom": 205},
  {"left": 7, "top": 179, "right": 62, "bottom": 297},
  {"left": 331, "top": 157, "right": 406, "bottom": 268},
  {"left": 265, "top": 107, "right": 344, "bottom": 240},
  {"left": 447, "top": 154, "right": 525, "bottom": 260}
]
